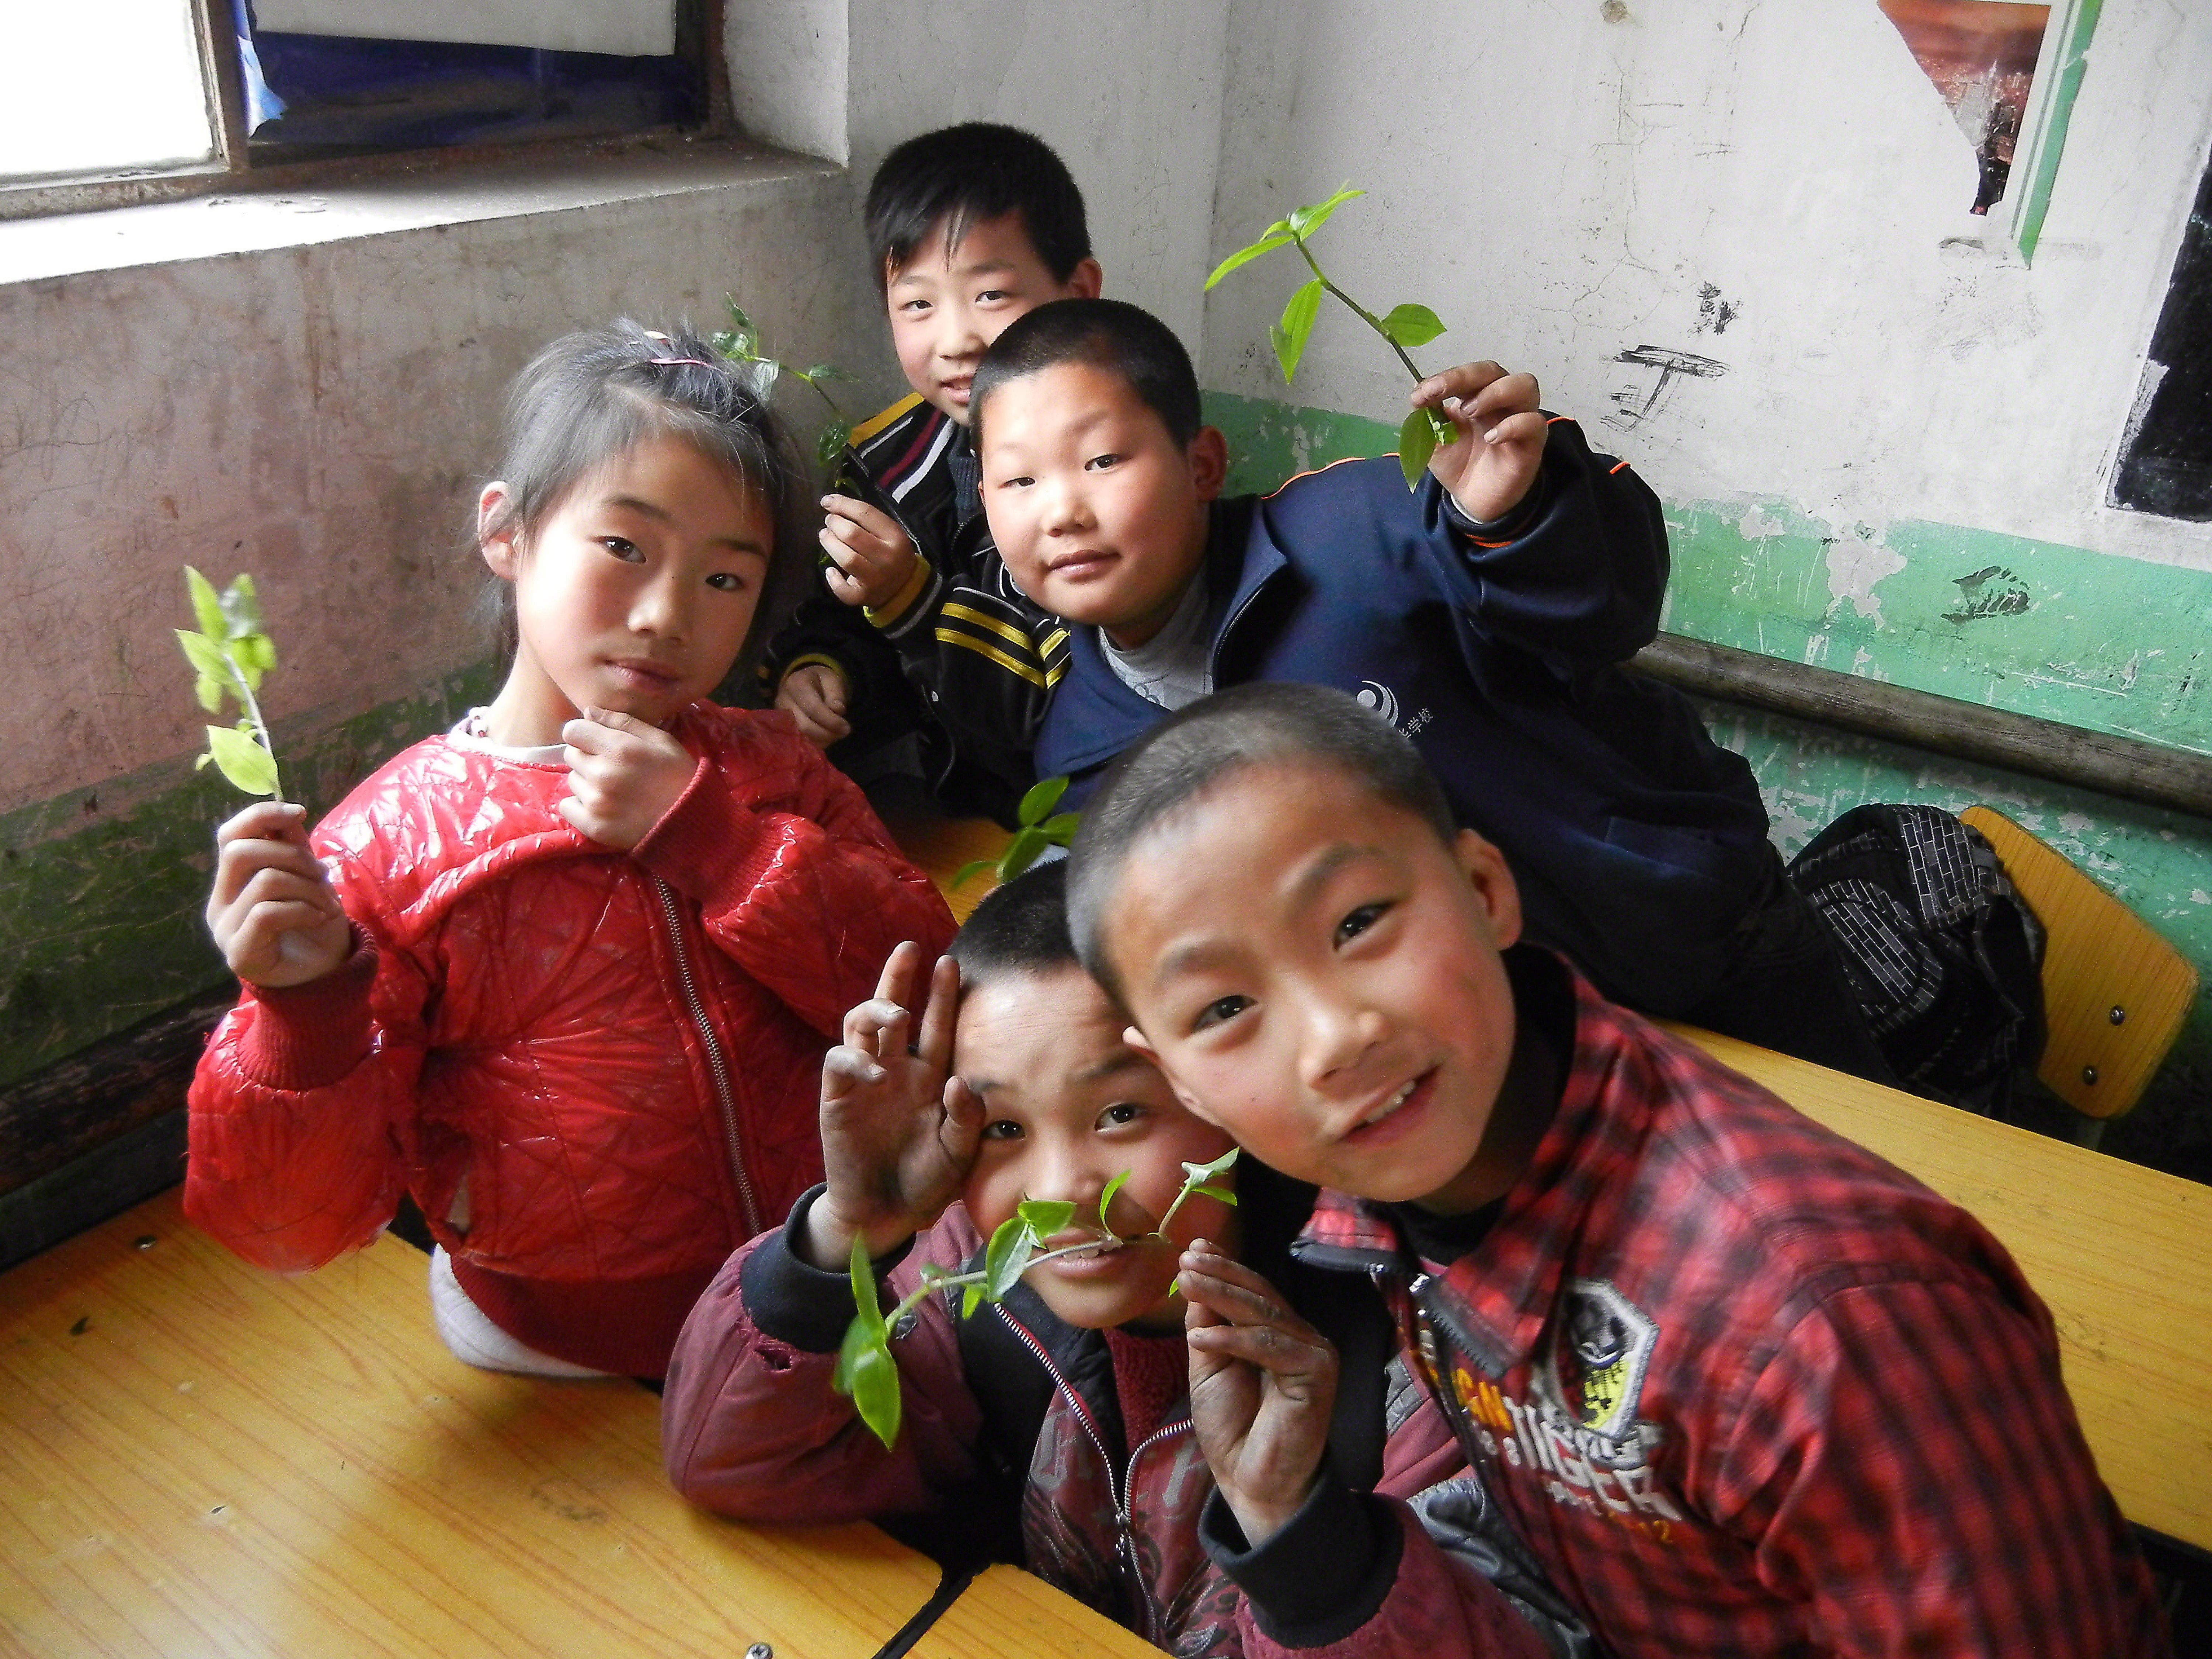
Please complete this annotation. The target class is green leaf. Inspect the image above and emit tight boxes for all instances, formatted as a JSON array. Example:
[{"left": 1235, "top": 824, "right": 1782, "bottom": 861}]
[
  {"left": 724, "top": 298, "right": 754, "bottom": 333},
  {"left": 1017, "top": 1198, "right": 1075, "bottom": 1239},
  {"left": 1204, "top": 221, "right": 1296, "bottom": 289},
  {"left": 204, "top": 725, "right": 278, "bottom": 797},
  {"left": 219, "top": 573, "right": 264, "bottom": 639},
  {"left": 1184, "top": 1146, "right": 1241, "bottom": 1180},
  {"left": 1271, "top": 277, "right": 1324, "bottom": 383},
  {"left": 235, "top": 632, "right": 277, "bottom": 674},
  {"left": 999, "top": 825, "right": 1049, "bottom": 880},
  {"left": 1190, "top": 1185, "right": 1238, "bottom": 1206},
  {"left": 817, "top": 421, "right": 851, "bottom": 466},
  {"left": 1379, "top": 303, "right": 1446, "bottom": 349},
  {"left": 1398, "top": 407, "right": 1440, "bottom": 490},
  {"left": 1099, "top": 1170, "right": 1129, "bottom": 1230},
  {"left": 185, "top": 567, "right": 225, "bottom": 641},
  {"left": 1039, "top": 812, "right": 1081, "bottom": 846},
  {"left": 709, "top": 330, "right": 739, "bottom": 359},
  {"left": 804, "top": 364, "right": 847, "bottom": 382},
  {"left": 847, "top": 1233, "right": 887, "bottom": 1342},
  {"left": 949, "top": 857, "right": 997, "bottom": 892},
  {"left": 1286, "top": 184, "right": 1364, "bottom": 241},
  {"left": 961, "top": 1282, "right": 984, "bottom": 1319},
  {"left": 195, "top": 674, "right": 223, "bottom": 713},
  {"left": 984, "top": 1214, "right": 1035, "bottom": 1302},
  {"left": 176, "top": 629, "right": 232, "bottom": 687},
  {"left": 1017, "top": 775, "right": 1069, "bottom": 826},
  {"left": 849, "top": 1345, "right": 902, "bottom": 1449}
]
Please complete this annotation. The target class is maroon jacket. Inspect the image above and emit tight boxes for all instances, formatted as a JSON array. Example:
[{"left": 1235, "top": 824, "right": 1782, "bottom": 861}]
[
  {"left": 664, "top": 1183, "right": 1578, "bottom": 1657},
  {"left": 186, "top": 705, "right": 954, "bottom": 1375}
]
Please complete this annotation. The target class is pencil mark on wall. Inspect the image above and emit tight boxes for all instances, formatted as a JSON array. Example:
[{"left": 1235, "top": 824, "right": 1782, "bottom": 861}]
[
  {"left": 1945, "top": 565, "right": 2032, "bottom": 623},
  {"left": 1605, "top": 345, "right": 1727, "bottom": 431},
  {"left": 1694, "top": 284, "right": 1737, "bottom": 335}
]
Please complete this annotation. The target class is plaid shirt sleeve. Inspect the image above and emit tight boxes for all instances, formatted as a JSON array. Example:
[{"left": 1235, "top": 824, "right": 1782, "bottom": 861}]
[{"left": 1713, "top": 1274, "right": 2167, "bottom": 1657}]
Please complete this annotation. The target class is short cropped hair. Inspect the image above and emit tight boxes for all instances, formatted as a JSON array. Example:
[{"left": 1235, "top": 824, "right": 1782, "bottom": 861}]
[
  {"left": 971, "top": 298, "right": 1201, "bottom": 452},
  {"left": 866, "top": 124, "right": 1091, "bottom": 292},
  {"left": 949, "top": 859, "right": 1079, "bottom": 989},
  {"left": 1066, "top": 684, "right": 1457, "bottom": 1001}
]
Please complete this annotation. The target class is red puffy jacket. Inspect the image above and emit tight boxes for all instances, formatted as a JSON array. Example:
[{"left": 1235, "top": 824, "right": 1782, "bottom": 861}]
[{"left": 185, "top": 705, "right": 955, "bottom": 1375}]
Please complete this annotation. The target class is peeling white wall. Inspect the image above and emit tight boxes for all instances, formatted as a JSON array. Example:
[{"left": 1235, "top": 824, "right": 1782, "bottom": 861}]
[
  {"left": 0, "top": 147, "right": 881, "bottom": 815},
  {"left": 845, "top": 0, "right": 1231, "bottom": 347},
  {"left": 1202, "top": 0, "right": 2212, "bottom": 570}
]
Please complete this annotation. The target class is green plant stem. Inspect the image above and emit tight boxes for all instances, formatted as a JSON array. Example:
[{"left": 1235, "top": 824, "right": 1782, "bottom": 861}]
[
  {"left": 883, "top": 1231, "right": 1124, "bottom": 1328},
  {"left": 1295, "top": 235, "right": 1426, "bottom": 385},
  {"left": 230, "top": 663, "right": 285, "bottom": 806}
]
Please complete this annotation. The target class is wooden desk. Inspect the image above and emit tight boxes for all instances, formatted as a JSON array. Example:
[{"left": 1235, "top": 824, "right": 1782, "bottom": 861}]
[
  {"left": 0, "top": 1190, "right": 948, "bottom": 1658},
  {"left": 904, "top": 1564, "right": 1160, "bottom": 1659},
  {"left": 1675, "top": 1026, "right": 2212, "bottom": 1553},
  {"left": 884, "top": 810, "right": 1012, "bottom": 924}
]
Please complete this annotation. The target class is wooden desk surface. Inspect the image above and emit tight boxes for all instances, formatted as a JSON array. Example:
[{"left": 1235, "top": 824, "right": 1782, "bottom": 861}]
[
  {"left": 0, "top": 1190, "right": 946, "bottom": 1659},
  {"left": 904, "top": 1564, "right": 1161, "bottom": 1659},
  {"left": 1674, "top": 1026, "right": 2212, "bottom": 1552}
]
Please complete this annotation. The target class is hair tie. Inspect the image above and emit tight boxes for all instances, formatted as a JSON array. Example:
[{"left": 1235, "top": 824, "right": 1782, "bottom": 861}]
[{"left": 648, "top": 355, "right": 714, "bottom": 369}]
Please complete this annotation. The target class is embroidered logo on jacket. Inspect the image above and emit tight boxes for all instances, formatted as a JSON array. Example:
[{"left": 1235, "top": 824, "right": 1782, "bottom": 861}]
[
  {"left": 1420, "top": 1278, "right": 1682, "bottom": 1540},
  {"left": 1354, "top": 678, "right": 1434, "bottom": 739}
]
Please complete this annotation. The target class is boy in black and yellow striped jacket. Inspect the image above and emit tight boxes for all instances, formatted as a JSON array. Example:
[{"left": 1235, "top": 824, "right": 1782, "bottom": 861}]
[{"left": 762, "top": 122, "right": 1098, "bottom": 824}]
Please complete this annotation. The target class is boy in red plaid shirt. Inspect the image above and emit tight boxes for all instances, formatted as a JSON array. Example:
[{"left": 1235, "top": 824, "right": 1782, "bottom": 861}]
[{"left": 1065, "top": 681, "right": 2168, "bottom": 1658}]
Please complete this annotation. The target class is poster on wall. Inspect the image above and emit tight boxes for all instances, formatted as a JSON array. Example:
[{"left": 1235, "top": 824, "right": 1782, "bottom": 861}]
[{"left": 1877, "top": 0, "right": 2051, "bottom": 214}]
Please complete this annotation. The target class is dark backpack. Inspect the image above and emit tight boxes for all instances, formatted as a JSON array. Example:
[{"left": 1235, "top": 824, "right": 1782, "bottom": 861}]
[{"left": 1786, "top": 804, "right": 2047, "bottom": 1117}]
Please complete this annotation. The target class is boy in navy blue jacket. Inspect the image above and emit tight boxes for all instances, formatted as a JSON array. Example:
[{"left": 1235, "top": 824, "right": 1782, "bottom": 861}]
[{"left": 966, "top": 298, "right": 1885, "bottom": 1074}]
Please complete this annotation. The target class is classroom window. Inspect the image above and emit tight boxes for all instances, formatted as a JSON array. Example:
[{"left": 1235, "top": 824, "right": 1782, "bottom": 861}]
[{"left": 1, "top": 0, "right": 716, "bottom": 209}]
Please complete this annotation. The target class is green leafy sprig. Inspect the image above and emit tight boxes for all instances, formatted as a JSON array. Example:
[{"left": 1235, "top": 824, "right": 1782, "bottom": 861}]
[
  {"left": 709, "top": 296, "right": 857, "bottom": 471},
  {"left": 1206, "top": 185, "right": 1453, "bottom": 488},
  {"left": 176, "top": 567, "right": 285, "bottom": 801},
  {"left": 835, "top": 1147, "right": 1239, "bottom": 1449},
  {"left": 952, "top": 776, "right": 1081, "bottom": 893}
]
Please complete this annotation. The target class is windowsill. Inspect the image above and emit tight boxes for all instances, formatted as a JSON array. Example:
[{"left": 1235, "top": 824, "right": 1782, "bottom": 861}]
[{"left": 0, "top": 135, "right": 842, "bottom": 286}]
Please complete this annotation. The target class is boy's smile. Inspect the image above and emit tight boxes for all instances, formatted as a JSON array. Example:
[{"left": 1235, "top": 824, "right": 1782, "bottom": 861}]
[
  {"left": 1109, "top": 759, "right": 1540, "bottom": 1215},
  {"left": 955, "top": 963, "right": 1237, "bottom": 1332},
  {"left": 886, "top": 211, "right": 1100, "bottom": 425},
  {"left": 479, "top": 435, "right": 771, "bottom": 747},
  {"left": 978, "top": 361, "right": 1225, "bottom": 649}
]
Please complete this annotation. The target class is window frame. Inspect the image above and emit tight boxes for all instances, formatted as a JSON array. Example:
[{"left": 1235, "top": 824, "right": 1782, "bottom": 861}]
[{"left": 0, "top": 0, "right": 730, "bottom": 222}]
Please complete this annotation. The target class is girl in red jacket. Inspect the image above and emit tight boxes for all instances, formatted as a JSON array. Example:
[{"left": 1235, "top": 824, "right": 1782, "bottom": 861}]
[{"left": 185, "top": 321, "right": 957, "bottom": 1380}]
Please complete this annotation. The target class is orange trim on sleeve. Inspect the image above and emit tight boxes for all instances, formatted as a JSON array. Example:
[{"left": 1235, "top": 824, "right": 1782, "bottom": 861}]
[{"left": 1609, "top": 460, "right": 1631, "bottom": 474}]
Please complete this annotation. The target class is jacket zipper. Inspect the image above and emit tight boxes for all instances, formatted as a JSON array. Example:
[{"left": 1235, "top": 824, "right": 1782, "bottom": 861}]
[
  {"left": 992, "top": 1306, "right": 1187, "bottom": 1646},
  {"left": 652, "top": 875, "right": 761, "bottom": 1235}
]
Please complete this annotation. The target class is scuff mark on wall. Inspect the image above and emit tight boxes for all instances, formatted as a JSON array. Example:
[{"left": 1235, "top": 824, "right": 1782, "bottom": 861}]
[
  {"left": 1694, "top": 282, "right": 1737, "bottom": 334},
  {"left": 1944, "top": 564, "right": 2032, "bottom": 622},
  {"left": 1605, "top": 344, "right": 1727, "bottom": 431},
  {"left": 1823, "top": 524, "right": 1906, "bottom": 623}
]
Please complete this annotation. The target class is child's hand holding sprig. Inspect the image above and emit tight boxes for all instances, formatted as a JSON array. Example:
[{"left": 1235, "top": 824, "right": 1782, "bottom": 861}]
[
  {"left": 1208, "top": 185, "right": 1547, "bottom": 519},
  {"left": 821, "top": 946, "right": 1242, "bottom": 1451},
  {"left": 1180, "top": 1242, "right": 1340, "bottom": 1548},
  {"left": 710, "top": 296, "right": 921, "bottom": 611},
  {"left": 181, "top": 566, "right": 354, "bottom": 989}
]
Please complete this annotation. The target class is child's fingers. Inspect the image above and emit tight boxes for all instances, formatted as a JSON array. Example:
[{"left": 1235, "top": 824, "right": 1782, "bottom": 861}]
[
  {"left": 211, "top": 831, "right": 331, "bottom": 909},
  {"left": 1184, "top": 1320, "right": 1336, "bottom": 1384},
  {"left": 941, "top": 1074, "right": 985, "bottom": 1160},
  {"left": 1464, "top": 368, "right": 1541, "bottom": 420},
  {"left": 821, "top": 1043, "right": 890, "bottom": 1105},
  {"left": 1412, "top": 361, "right": 1508, "bottom": 410},
  {"left": 873, "top": 939, "right": 924, "bottom": 1007},
  {"left": 216, "top": 800, "right": 310, "bottom": 848},
  {"left": 823, "top": 495, "right": 904, "bottom": 544},
  {"left": 912, "top": 954, "right": 960, "bottom": 1074},
  {"left": 1479, "top": 408, "right": 1550, "bottom": 450},
  {"left": 840, "top": 995, "right": 912, "bottom": 1056}
]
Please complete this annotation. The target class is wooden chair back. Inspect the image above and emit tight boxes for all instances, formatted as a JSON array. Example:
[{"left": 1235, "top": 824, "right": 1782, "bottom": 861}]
[{"left": 1959, "top": 806, "right": 2197, "bottom": 1120}]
